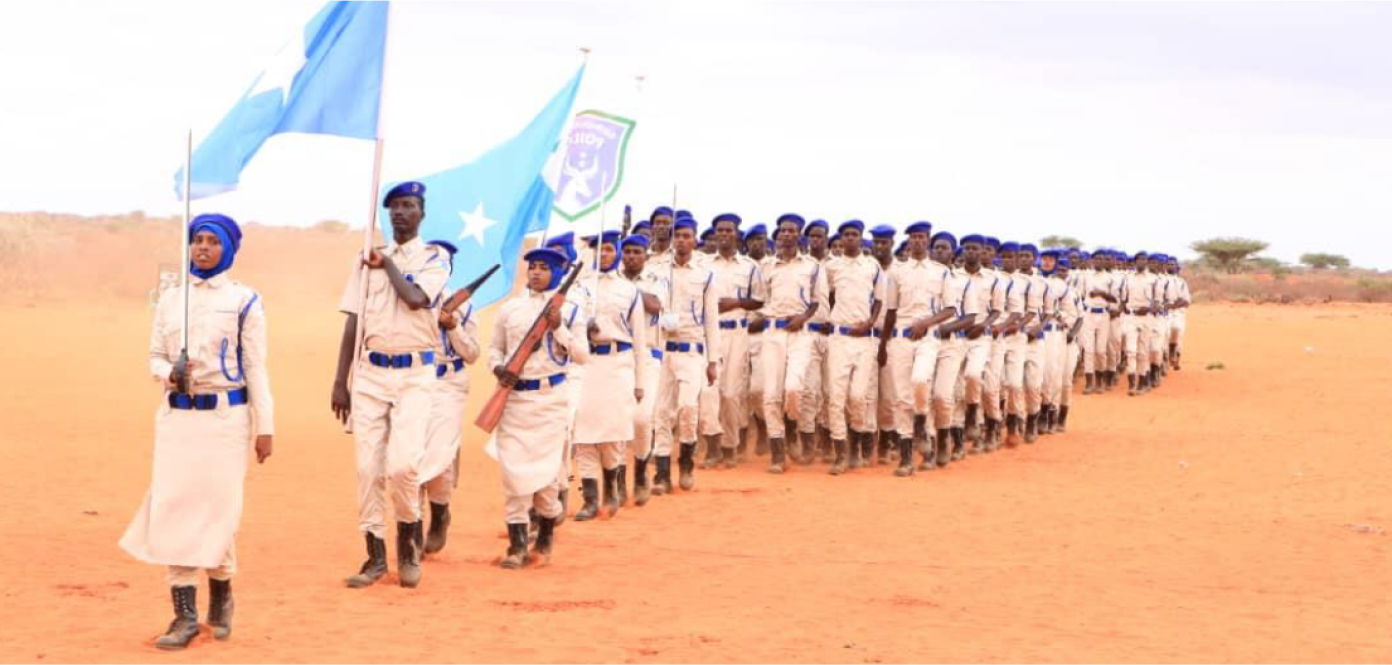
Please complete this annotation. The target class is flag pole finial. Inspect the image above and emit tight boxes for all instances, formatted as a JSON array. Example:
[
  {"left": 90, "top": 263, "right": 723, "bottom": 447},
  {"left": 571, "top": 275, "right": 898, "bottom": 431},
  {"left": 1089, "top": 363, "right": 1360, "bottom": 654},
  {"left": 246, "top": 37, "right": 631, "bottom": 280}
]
[{"left": 579, "top": 47, "right": 591, "bottom": 63}]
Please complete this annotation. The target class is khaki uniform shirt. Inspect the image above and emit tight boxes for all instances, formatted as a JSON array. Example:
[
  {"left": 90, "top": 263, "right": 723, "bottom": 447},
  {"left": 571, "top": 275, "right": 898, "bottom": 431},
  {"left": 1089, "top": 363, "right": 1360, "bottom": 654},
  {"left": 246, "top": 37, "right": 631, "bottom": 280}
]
[{"left": 338, "top": 237, "right": 449, "bottom": 353}]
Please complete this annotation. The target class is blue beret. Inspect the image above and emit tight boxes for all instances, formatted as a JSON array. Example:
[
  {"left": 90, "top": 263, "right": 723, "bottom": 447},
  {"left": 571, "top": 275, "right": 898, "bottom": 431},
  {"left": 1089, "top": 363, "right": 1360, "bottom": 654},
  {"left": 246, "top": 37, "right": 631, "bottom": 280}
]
[
  {"left": 524, "top": 247, "right": 568, "bottom": 269},
  {"left": 869, "top": 224, "right": 896, "bottom": 240},
  {"left": 999, "top": 241, "right": 1020, "bottom": 253},
  {"left": 712, "top": 213, "right": 742, "bottom": 227},
  {"left": 585, "top": 230, "right": 622, "bottom": 248},
  {"left": 837, "top": 219, "right": 865, "bottom": 235},
  {"left": 651, "top": 206, "right": 673, "bottom": 219},
  {"left": 673, "top": 217, "right": 698, "bottom": 233},
  {"left": 804, "top": 219, "right": 829, "bottom": 236},
  {"left": 931, "top": 231, "right": 957, "bottom": 250},
  {"left": 905, "top": 221, "right": 933, "bottom": 236},
  {"left": 1041, "top": 249, "right": 1062, "bottom": 260},
  {"left": 1019, "top": 244, "right": 1039, "bottom": 256},
  {"left": 700, "top": 226, "right": 715, "bottom": 239},
  {"left": 1133, "top": 251, "right": 1148, "bottom": 260},
  {"left": 744, "top": 223, "right": 768, "bottom": 237},
  {"left": 621, "top": 234, "right": 650, "bottom": 250},
  {"left": 676, "top": 209, "right": 695, "bottom": 221},
  {"left": 895, "top": 240, "right": 909, "bottom": 254},
  {"left": 1067, "top": 247, "right": 1083, "bottom": 255},
  {"left": 545, "top": 231, "right": 574, "bottom": 249},
  {"left": 383, "top": 181, "right": 425, "bottom": 206},
  {"left": 632, "top": 220, "right": 653, "bottom": 233},
  {"left": 427, "top": 239, "right": 458, "bottom": 256},
  {"left": 1078, "top": 251, "right": 1091, "bottom": 259},
  {"left": 960, "top": 234, "right": 986, "bottom": 247},
  {"left": 1057, "top": 256, "right": 1072, "bottom": 269},
  {"left": 862, "top": 239, "right": 872, "bottom": 250},
  {"left": 775, "top": 214, "right": 805, "bottom": 233},
  {"left": 829, "top": 232, "right": 841, "bottom": 243},
  {"left": 188, "top": 213, "right": 242, "bottom": 253},
  {"left": 984, "top": 236, "right": 1001, "bottom": 250}
]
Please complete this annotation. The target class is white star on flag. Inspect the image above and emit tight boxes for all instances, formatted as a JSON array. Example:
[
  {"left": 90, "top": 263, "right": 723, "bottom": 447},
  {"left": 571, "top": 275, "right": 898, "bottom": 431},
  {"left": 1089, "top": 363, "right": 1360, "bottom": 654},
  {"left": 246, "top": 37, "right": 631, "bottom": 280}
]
[
  {"left": 248, "top": 32, "right": 306, "bottom": 105},
  {"left": 458, "top": 202, "right": 500, "bottom": 246}
]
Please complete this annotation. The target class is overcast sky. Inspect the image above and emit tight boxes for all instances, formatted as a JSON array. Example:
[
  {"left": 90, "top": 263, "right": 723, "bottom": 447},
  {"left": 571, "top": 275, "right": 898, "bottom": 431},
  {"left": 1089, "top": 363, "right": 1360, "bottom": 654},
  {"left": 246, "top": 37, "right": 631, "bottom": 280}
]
[{"left": 2, "top": 1, "right": 1390, "bottom": 267}]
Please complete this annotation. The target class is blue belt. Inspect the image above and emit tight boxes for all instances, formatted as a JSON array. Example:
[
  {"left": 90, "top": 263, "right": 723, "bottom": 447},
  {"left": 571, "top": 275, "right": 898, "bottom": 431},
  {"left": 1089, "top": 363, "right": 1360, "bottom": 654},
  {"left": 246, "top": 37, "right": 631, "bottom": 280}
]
[
  {"left": 650, "top": 348, "right": 664, "bottom": 360},
  {"left": 514, "top": 373, "right": 566, "bottom": 392},
  {"left": 368, "top": 350, "right": 434, "bottom": 369},
  {"left": 591, "top": 341, "right": 633, "bottom": 355},
  {"left": 806, "top": 322, "right": 831, "bottom": 334},
  {"left": 718, "top": 319, "right": 748, "bottom": 330},
  {"left": 1043, "top": 323, "right": 1058, "bottom": 332},
  {"left": 435, "top": 357, "right": 466, "bottom": 378},
  {"left": 889, "top": 326, "right": 917, "bottom": 339},
  {"left": 666, "top": 340, "right": 705, "bottom": 354},
  {"left": 168, "top": 387, "right": 247, "bottom": 411},
  {"left": 1090, "top": 308, "right": 1108, "bottom": 314},
  {"left": 950, "top": 330, "right": 968, "bottom": 339},
  {"left": 773, "top": 318, "right": 793, "bottom": 330},
  {"left": 835, "top": 326, "right": 880, "bottom": 338}
]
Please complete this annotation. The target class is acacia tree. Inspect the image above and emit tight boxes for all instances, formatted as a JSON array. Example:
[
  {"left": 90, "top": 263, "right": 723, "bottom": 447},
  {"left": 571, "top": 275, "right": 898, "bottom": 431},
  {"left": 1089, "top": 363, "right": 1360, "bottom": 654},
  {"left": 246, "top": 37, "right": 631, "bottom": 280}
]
[
  {"left": 1190, "top": 237, "right": 1268, "bottom": 274},
  {"left": 1299, "top": 253, "right": 1350, "bottom": 270}
]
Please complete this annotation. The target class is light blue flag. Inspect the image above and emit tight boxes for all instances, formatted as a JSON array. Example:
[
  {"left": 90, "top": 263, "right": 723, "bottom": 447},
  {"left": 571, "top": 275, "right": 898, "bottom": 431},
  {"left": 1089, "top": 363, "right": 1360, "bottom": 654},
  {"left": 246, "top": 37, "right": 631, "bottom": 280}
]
[
  {"left": 176, "top": 1, "right": 388, "bottom": 200},
  {"left": 387, "top": 65, "right": 585, "bottom": 309}
]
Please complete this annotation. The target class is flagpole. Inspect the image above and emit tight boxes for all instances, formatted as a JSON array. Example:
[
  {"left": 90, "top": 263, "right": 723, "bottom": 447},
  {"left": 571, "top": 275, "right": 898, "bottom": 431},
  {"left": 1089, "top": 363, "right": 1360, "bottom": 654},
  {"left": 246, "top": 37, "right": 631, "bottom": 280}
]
[
  {"left": 348, "top": 2, "right": 395, "bottom": 426},
  {"left": 592, "top": 173, "right": 609, "bottom": 319},
  {"left": 176, "top": 129, "right": 193, "bottom": 393}
]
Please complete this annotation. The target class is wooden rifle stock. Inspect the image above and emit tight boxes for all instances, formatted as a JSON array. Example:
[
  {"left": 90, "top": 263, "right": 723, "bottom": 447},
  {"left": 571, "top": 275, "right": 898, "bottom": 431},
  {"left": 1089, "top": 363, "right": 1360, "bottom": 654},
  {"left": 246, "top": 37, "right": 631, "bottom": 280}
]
[{"left": 474, "top": 263, "right": 584, "bottom": 433}]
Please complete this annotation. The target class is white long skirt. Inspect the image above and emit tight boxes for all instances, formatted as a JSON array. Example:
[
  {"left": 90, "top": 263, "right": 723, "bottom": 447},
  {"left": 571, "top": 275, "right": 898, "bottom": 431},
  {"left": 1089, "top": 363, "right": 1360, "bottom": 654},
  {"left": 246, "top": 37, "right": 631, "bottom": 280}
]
[
  {"left": 572, "top": 350, "right": 637, "bottom": 445},
  {"left": 120, "top": 401, "right": 250, "bottom": 569}
]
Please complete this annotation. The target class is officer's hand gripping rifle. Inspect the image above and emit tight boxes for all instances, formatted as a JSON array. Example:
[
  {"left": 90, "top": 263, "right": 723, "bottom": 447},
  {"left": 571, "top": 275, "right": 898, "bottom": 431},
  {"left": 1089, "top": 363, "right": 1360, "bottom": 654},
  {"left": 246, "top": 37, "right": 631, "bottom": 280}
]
[{"left": 474, "top": 263, "right": 584, "bottom": 433}]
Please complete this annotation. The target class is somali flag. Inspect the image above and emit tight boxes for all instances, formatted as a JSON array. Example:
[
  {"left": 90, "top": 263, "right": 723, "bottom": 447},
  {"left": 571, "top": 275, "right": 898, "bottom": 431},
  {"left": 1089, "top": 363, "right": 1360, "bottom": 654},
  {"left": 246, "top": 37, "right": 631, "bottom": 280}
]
[
  {"left": 388, "top": 65, "right": 585, "bottom": 309},
  {"left": 176, "top": 1, "right": 388, "bottom": 200}
]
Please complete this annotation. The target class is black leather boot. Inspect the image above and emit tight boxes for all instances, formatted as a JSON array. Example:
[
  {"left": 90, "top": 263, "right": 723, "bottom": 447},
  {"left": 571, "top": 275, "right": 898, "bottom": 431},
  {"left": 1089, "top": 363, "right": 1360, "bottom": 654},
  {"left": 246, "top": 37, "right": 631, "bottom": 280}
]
[
  {"left": 1057, "top": 406, "right": 1070, "bottom": 433},
  {"left": 1024, "top": 414, "right": 1039, "bottom": 443},
  {"left": 633, "top": 457, "right": 651, "bottom": 506},
  {"left": 425, "top": 502, "right": 451, "bottom": 555},
  {"left": 895, "top": 436, "right": 915, "bottom": 477},
  {"left": 615, "top": 464, "right": 629, "bottom": 506},
  {"left": 964, "top": 404, "right": 980, "bottom": 446},
  {"left": 861, "top": 432, "right": 875, "bottom": 465},
  {"left": 722, "top": 445, "right": 739, "bottom": 470},
  {"left": 602, "top": 468, "right": 620, "bottom": 518},
  {"left": 699, "top": 434, "right": 724, "bottom": 470},
  {"left": 934, "top": 429, "right": 951, "bottom": 468},
  {"left": 345, "top": 532, "right": 388, "bottom": 588},
  {"left": 207, "top": 578, "right": 233, "bottom": 640},
  {"left": 1040, "top": 405, "right": 1054, "bottom": 435},
  {"left": 847, "top": 433, "right": 862, "bottom": 470},
  {"left": 1005, "top": 415, "right": 1021, "bottom": 448},
  {"left": 768, "top": 437, "right": 786, "bottom": 474},
  {"left": 984, "top": 419, "right": 1000, "bottom": 452},
  {"left": 829, "top": 439, "right": 847, "bottom": 475},
  {"left": 397, "top": 521, "right": 422, "bottom": 588},
  {"left": 877, "top": 431, "right": 895, "bottom": 465},
  {"left": 797, "top": 429, "right": 816, "bottom": 465},
  {"left": 818, "top": 426, "right": 833, "bottom": 463},
  {"left": 532, "top": 515, "right": 556, "bottom": 563},
  {"left": 501, "top": 523, "right": 528, "bottom": 569},
  {"left": 737, "top": 427, "right": 749, "bottom": 462},
  {"left": 575, "top": 478, "right": 600, "bottom": 521},
  {"left": 951, "top": 427, "right": 966, "bottom": 461},
  {"left": 1128, "top": 373, "right": 1139, "bottom": 396},
  {"left": 653, "top": 456, "right": 673, "bottom": 495},
  {"left": 755, "top": 419, "right": 769, "bottom": 456},
  {"left": 1084, "top": 373, "right": 1095, "bottom": 394},
  {"left": 678, "top": 442, "right": 697, "bottom": 491},
  {"left": 154, "top": 585, "right": 200, "bottom": 650}
]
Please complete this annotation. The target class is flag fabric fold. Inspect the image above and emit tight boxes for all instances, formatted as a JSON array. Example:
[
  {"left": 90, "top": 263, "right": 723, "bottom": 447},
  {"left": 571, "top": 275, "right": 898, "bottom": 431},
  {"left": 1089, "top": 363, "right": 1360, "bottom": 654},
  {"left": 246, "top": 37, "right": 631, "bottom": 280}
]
[
  {"left": 176, "top": 1, "right": 388, "bottom": 200},
  {"left": 387, "top": 65, "right": 586, "bottom": 308}
]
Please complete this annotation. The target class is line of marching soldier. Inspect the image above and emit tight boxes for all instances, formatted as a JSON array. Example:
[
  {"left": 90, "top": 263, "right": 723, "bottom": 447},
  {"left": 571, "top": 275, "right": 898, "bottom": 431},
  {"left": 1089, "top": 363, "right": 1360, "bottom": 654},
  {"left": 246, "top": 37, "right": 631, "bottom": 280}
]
[{"left": 122, "top": 185, "right": 1191, "bottom": 649}]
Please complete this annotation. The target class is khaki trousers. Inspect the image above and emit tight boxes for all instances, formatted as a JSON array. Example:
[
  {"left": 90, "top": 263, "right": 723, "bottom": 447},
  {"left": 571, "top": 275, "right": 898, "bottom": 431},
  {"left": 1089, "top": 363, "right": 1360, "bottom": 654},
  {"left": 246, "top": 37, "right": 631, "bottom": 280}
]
[
  {"left": 963, "top": 334, "right": 992, "bottom": 412},
  {"left": 826, "top": 333, "right": 877, "bottom": 440},
  {"left": 1003, "top": 332, "right": 1028, "bottom": 416},
  {"left": 423, "top": 370, "right": 468, "bottom": 506},
  {"left": 798, "top": 331, "right": 830, "bottom": 435},
  {"left": 504, "top": 485, "right": 561, "bottom": 525},
  {"left": 1024, "top": 334, "right": 1046, "bottom": 414},
  {"left": 888, "top": 333, "right": 940, "bottom": 438},
  {"left": 760, "top": 327, "right": 813, "bottom": 440},
  {"left": 352, "top": 360, "right": 432, "bottom": 538},
  {"left": 167, "top": 543, "right": 235, "bottom": 587},
  {"left": 1043, "top": 328, "right": 1068, "bottom": 406},
  {"left": 655, "top": 344, "right": 709, "bottom": 452},
  {"left": 932, "top": 336, "right": 967, "bottom": 429},
  {"left": 1121, "top": 313, "right": 1148, "bottom": 376},
  {"left": 574, "top": 442, "right": 621, "bottom": 479},
  {"left": 983, "top": 335, "right": 1007, "bottom": 421},
  {"left": 1080, "top": 310, "right": 1110, "bottom": 374}
]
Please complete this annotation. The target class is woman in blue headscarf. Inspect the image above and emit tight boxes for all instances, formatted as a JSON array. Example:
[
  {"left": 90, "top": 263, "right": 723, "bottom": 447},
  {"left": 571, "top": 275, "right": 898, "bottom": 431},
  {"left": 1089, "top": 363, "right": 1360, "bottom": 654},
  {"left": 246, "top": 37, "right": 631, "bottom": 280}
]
[{"left": 120, "top": 213, "right": 275, "bottom": 650}]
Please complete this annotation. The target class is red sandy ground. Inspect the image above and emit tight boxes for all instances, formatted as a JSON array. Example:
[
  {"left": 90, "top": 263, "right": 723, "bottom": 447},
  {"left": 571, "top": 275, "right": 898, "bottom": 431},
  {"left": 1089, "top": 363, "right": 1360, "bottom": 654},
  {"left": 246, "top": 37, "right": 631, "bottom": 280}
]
[{"left": 2, "top": 223, "right": 1391, "bottom": 662}]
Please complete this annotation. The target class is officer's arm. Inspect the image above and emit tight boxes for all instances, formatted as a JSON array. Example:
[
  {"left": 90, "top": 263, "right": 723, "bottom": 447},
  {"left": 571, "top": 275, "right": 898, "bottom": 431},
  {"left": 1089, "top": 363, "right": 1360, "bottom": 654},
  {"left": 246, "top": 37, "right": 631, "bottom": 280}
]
[
  {"left": 333, "top": 315, "right": 357, "bottom": 389},
  {"left": 380, "top": 256, "right": 431, "bottom": 310}
]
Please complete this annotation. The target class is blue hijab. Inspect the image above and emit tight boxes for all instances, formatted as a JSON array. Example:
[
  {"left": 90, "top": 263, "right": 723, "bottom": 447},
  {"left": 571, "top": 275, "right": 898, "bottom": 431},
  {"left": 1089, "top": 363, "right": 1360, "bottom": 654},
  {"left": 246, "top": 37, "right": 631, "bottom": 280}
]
[{"left": 188, "top": 213, "right": 242, "bottom": 279}]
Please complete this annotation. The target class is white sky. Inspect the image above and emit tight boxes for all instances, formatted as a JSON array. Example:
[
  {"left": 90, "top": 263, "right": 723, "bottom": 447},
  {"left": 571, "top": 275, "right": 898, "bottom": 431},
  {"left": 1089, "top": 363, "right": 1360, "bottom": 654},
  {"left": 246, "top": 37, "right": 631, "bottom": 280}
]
[{"left": 2, "top": 1, "right": 1390, "bottom": 267}]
